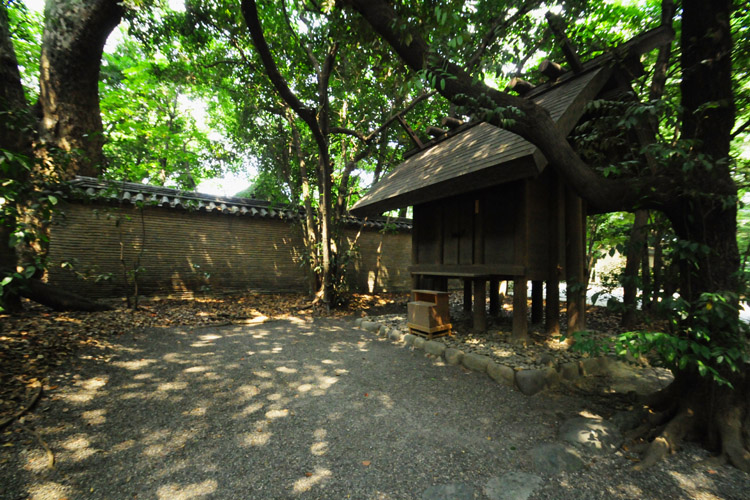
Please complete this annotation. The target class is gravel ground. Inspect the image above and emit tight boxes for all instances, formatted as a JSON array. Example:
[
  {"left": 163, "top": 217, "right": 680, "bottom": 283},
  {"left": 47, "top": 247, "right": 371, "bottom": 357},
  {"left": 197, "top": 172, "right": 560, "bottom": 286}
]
[{"left": 1, "top": 316, "right": 749, "bottom": 499}]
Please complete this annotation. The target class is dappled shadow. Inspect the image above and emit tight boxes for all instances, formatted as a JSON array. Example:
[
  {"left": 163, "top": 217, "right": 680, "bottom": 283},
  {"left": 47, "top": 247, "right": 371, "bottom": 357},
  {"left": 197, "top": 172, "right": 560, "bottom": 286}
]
[{"left": 2, "top": 317, "right": 749, "bottom": 499}]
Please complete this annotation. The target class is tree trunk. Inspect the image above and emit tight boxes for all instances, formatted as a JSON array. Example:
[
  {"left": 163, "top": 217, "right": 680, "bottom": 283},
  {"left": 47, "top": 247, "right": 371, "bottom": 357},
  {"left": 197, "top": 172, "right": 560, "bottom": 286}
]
[
  {"left": 0, "top": 4, "right": 32, "bottom": 312},
  {"left": 622, "top": 209, "right": 648, "bottom": 328},
  {"left": 39, "top": 0, "right": 123, "bottom": 178},
  {"left": 21, "top": 279, "right": 111, "bottom": 312},
  {"left": 633, "top": 0, "right": 749, "bottom": 471}
]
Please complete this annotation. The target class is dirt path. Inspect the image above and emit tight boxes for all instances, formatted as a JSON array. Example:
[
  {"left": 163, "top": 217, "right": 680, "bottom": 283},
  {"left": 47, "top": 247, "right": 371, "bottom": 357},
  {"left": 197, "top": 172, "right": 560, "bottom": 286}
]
[{"left": 1, "top": 317, "right": 748, "bottom": 499}]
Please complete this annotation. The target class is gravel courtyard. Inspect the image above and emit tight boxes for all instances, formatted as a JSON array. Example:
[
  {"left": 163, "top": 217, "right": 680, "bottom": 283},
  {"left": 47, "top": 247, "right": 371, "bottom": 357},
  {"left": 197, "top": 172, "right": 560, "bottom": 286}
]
[{"left": 2, "top": 316, "right": 748, "bottom": 499}]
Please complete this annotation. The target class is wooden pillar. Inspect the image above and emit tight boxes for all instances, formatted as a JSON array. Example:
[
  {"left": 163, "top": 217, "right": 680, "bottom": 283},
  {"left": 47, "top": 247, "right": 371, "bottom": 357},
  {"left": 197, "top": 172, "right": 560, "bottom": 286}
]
[
  {"left": 473, "top": 278, "right": 487, "bottom": 332},
  {"left": 546, "top": 177, "right": 563, "bottom": 336},
  {"left": 411, "top": 211, "right": 419, "bottom": 289},
  {"left": 531, "top": 280, "right": 544, "bottom": 324},
  {"left": 512, "top": 278, "right": 528, "bottom": 342},
  {"left": 489, "top": 278, "right": 500, "bottom": 316},
  {"left": 463, "top": 279, "right": 472, "bottom": 312},
  {"left": 565, "top": 188, "right": 586, "bottom": 333}
]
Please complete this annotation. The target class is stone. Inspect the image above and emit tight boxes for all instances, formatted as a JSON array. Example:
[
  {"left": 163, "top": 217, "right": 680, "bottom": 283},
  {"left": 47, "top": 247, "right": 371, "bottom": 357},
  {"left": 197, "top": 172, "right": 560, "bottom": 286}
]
[
  {"left": 361, "top": 320, "right": 380, "bottom": 333},
  {"left": 483, "top": 472, "right": 542, "bottom": 500},
  {"left": 487, "top": 361, "right": 515, "bottom": 386},
  {"left": 424, "top": 340, "right": 447, "bottom": 356},
  {"left": 580, "top": 357, "right": 605, "bottom": 376},
  {"left": 537, "top": 352, "right": 556, "bottom": 367},
  {"left": 560, "top": 361, "right": 580, "bottom": 380},
  {"left": 515, "top": 369, "right": 547, "bottom": 396},
  {"left": 462, "top": 353, "right": 491, "bottom": 373},
  {"left": 559, "top": 417, "right": 623, "bottom": 455},
  {"left": 444, "top": 348, "right": 464, "bottom": 365},
  {"left": 422, "top": 483, "right": 477, "bottom": 500},
  {"left": 379, "top": 324, "right": 389, "bottom": 337},
  {"left": 403, "top": 333, "right": 417, "bottom": 346},
  {"left": 389, "top": 329, "right": 403, "bottom": 342},
  {"left": 530, "top": 443, "right": 585, "bottom": 474},
  {"left": 353, "top": 318, "right": 363, "bottom": 328},
  {"left": 544, "top": 366, "right": 561, "bottom": 387},
  {"left": 413, "top": 337, "right": 426, "bottom": 349}
]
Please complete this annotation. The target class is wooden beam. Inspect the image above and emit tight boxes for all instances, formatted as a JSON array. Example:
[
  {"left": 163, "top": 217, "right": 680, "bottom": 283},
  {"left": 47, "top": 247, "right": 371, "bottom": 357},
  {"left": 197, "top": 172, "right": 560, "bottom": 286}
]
[
  {"left": 489, "top": 278, "right": 500, "bottom": 316},
  {"left": 531, "top": 280, "right": 544, "bottom": 324},
  {"left": 425, "top": 126, "right": 447, "bottom": 138},
  {"left": 565, "top": 187, "right": 586, "bottom": 333},
  {"left": 512, "top": 278, "right": 528, "bottom": 343},
  {"left": 441, "top": 116, "right": 464, "bottom": 129},
  {"left": 396, "top": 115, "right": 424, "bottom": 149},
  {"left": 546, "top": 177, "right": 563, "bottom": 336},
  {"left": 473, "top": 278, "right": 487, "bottom": 332},
  {"left": 539, "top": 59, "right": 564, "bottom": 80},
  {"left": 463, "top": 279, "right": 472, "bottom": 312},
  {"left": 545, "top": 12, "right": 584, "bottom": 73},
  {"left": 506, "top": 77, "right": 535, "bottom": 95}
]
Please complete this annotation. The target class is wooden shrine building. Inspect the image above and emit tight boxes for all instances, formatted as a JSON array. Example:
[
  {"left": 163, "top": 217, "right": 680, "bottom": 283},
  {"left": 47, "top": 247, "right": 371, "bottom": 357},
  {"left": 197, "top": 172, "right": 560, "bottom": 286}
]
[{"left": 350, "top": 26, "right": 672, "bottom": 341}]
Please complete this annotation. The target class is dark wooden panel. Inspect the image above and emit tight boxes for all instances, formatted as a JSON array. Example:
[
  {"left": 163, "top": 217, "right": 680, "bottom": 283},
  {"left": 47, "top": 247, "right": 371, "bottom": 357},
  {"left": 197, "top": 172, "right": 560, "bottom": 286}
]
[{"left": 483, "top": 183, "right": 519, "bottom": 266}]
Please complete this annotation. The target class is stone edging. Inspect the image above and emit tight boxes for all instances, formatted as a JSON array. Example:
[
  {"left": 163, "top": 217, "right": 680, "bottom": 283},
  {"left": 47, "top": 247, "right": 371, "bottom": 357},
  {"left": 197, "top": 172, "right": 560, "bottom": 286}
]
[{"left": 354, "top": 318, "right": 623, "bottom": 396}]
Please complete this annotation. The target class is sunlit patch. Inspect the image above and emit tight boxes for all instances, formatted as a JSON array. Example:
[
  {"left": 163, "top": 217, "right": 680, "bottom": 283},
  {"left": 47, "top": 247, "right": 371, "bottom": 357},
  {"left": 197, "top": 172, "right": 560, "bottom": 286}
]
[
  {"left": 79, "top": 377, "right": 108, "bottom": 390},
  {"left": 310, "top": 441, "right": 328, "bottom": 456},
  {"left": 61, "top": 434, "right": 99, "bottom": 461},
  {"left": 292, "top": 467, "right": 332, "bottom": 493},
  {"left": 578, "top": 410, "right": 603, "bottom": 419},
  {"left": 224, "top": 363, "right": 240, "bottom": 370},
  {"left": 253, "top": 370, "right": 273, "bottom": 378},
  {"left": 297, "top": 383, "right": 313, "bottom": 393},
  {"left": 82, "top": 408, "right": 107, "bottom": 425},
  {"left": 288, "top": 316, "right": 308, "bottom": 325},
  {"left": 267, "top": 393, "right": 283, "bottom": 401},
  {"left": 184, "top": 365, "right": 210, "bottom": 373},
  {"left": 121, "top": 383, "right": 146, "bottom": 390},
  {"left": 234, "top": 401, "right": 264, "bottom": 418},
  {"left": 158, "top": 381, "right": 188, "bottom": 391},
  {"left": 321, "top": 359, "right": 335, "bottom": 365},
  {"left": 184, "top": 406, "right": 207, "bottom": 416},
  {"left": 266, "top": 409, "right": 289, "bottom": 419},
  {"left": 134, "top": 372, "right": 154, "bottom": 380},
  {"left": 23, "top": 448, "right": 53, "bottom": 473},
  {"left": 114, "top": 359, "right": 157, "bottom": 370},
  {"left": 112, "top": 439, "right": 136, "bottom": 452},
  {"left": 237, "top": 385, "right": 260, "bottom": 399},
  {"left": 144, "top": 443, "right": 167, "bottom": 457},
  {"left": 668, "top": 472, "right": 722, "bottom": 500},
  {"left": 313, "top": 428, "right": 326, "bottom": 440},
  {"left": 377, "top": 393, "right": 394, "bottom": 409},
  {"left": 157, "top": 480, "right": 218, "bottom": 499},
  {"left": 199, "top": 334, "right": 221, "bottom": 341},
  {"left": 316, "top": 376, "right": 339, "bottom": 390},
  {"left": 27, "top": 481, "right": 72, "bottom": 500},
  {"left": 242, "top": 430, "right": 272, "bottom": 447},
  {"left": 276, "top": 366, "right": 297, "bottom": 374}
]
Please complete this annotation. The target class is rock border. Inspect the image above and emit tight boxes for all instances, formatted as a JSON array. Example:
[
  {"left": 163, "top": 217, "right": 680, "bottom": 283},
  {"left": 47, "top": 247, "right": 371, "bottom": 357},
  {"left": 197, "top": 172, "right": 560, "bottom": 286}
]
[{"left": 353, "top": 317, "right": 626, "bottom": 396}]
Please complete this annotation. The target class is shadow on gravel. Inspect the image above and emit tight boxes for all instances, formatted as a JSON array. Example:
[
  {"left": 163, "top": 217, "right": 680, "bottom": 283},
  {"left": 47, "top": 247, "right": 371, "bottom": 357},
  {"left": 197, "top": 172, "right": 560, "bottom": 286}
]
[{"left": 3, "top": 317, "right": 749, "bottom": 499}]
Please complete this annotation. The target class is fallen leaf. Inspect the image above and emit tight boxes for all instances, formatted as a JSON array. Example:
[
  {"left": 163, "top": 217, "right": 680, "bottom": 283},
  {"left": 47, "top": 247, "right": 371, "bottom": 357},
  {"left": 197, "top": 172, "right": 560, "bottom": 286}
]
[
  {"left": 362, "top": 461, "right": 371, "bottom": 466},
  {"left": 305, "top": 472, "right": 313, "bottom": 477},
  {"left": 364, "top": 393, "right": 368, "bottom": 397}
]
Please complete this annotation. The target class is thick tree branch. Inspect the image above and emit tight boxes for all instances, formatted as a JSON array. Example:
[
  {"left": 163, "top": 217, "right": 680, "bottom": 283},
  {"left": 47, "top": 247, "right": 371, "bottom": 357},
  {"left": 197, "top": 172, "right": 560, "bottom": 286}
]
[
  {"left": 241, "top": 0, "right": 328, "bottom": 157},
  {"left": 345, "top": 0, "right": 675, "bottom": 214},
  {"left": 466, "top": 0, "right": 545, "bottom": 72},
  {"left": 330, "top": 90, "right": 437, "bottom": 143}
]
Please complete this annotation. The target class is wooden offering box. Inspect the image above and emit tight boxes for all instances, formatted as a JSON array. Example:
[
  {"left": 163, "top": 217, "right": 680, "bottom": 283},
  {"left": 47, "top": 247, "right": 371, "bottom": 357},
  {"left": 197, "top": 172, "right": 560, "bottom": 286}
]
[{"left": 407, "top": 289, "right": 452, "bottom": 338}]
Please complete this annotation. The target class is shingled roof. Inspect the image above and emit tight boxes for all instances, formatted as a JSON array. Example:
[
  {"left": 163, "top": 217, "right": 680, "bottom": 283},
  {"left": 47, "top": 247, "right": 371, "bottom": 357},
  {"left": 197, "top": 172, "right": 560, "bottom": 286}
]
[
  {"left": 69, "top": 176, "right": 412, "bottom": 231},
  {"left": 350, "top": 26, "right": 672, "bottom": 217}
]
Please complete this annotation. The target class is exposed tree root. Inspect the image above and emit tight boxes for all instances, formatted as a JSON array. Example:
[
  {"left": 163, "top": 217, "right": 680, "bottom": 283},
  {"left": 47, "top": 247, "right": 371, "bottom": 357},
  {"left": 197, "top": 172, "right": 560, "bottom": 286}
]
[
  {"left": 20, "top": 279, "right": 111, "bottom": 312},
  {"left": 634, "top": 406, "right": 695, "bottom": 470},
  {"left": 0, "top": 383, "right": 43, "bottom": 430},
  {"left": 717, "top": 405, "right": 750, "bottom": 473},
  {"left": 19, "top": 422, "right": 54, "bottom": 469}
]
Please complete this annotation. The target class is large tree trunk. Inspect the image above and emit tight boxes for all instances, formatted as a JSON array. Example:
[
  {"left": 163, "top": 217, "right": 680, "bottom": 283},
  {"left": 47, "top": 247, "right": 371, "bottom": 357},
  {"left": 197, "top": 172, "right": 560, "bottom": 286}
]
[
  {"left": 633, "top": 0, "right": 749, "bottom": 471},
  {"left": 0, "top": 4, "right": 33, "bottom": 312},
  {"left": 39, "top": 0, "right": 123, "bottom": 178}
]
